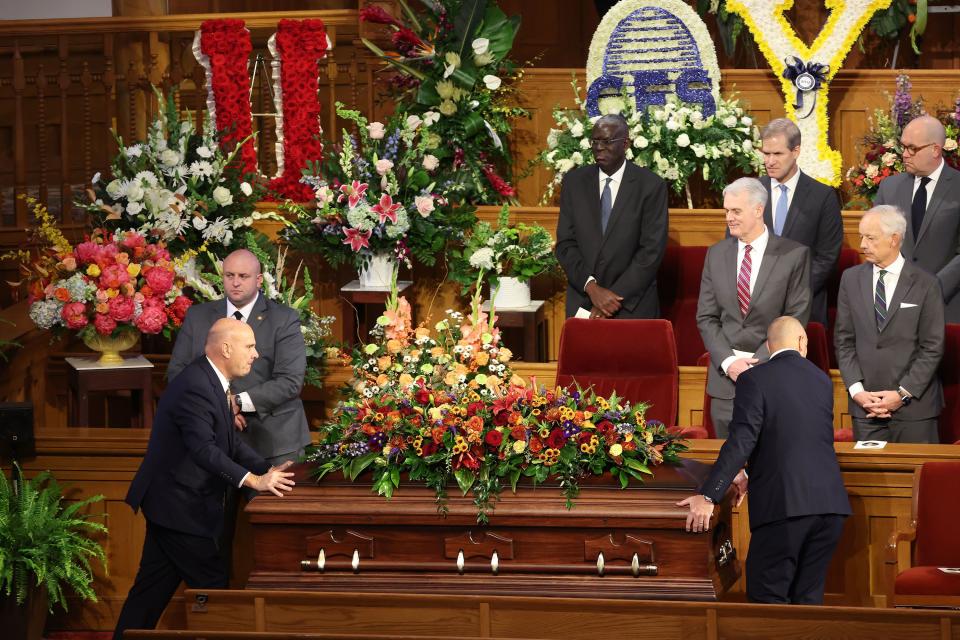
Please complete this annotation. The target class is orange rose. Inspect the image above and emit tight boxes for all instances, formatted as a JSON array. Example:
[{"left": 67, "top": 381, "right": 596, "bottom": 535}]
[
  {"left": 386, "top": 339, "right": 403, "bottom": 354},
  {"left": 474, "top": 351, "right": 490, "bottom": 366},
  {"left": 54, "top": 288, "right": 71, "bottom": 302}
]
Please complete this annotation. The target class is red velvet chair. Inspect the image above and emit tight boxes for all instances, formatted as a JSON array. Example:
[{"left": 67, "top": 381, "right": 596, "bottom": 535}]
[
  {"left": 657, "top": 245, "right": 708, "bottom": 366},
  {"left": 938, "top": 324, "right": 960, "bottom": 445},
  {"left": 805, "top": 322, "right": 831, "bottom": 374},
  {"left": 827, "top": 247, "right": 861, "bottom": 368},
  {"left": 885, "top": 461, "right": 960, "bottom": 608},
  {"left": 555, "top": 318, "right": 678, "bottom": 426}
]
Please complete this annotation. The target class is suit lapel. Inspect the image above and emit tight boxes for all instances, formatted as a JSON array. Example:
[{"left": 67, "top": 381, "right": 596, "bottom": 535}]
[
  {"left": 761, "top": 177, "right": 774, "bottom": 229},
  {"left": 248, "top": 292, "right": 268, "bottom": 329},
  {"left": 721, "top": 238, "right": 740, "bottom": 316},
  {"left": 917, "top": 167, "right": 957, "bottom": 244},
  {"left": 859, "top": 264, "right": 876, "bottom": 332},
  {"left": 780, "top": 173, "right": 808, "bottom": 238},
  {"left": 880, "top": 266, "right": 915, "bottom": 332},
  {"left": 745, "top": 236, "right": 780, "bottom": 318},
  {"left": 897, "top": 175, "right": 918, "bottom": 248},
  {"left": 584, "top": 165, "right": 603, "bottom": 240},
  {"left": 201, "top": 358, "right": 233, "bottom": 429}
]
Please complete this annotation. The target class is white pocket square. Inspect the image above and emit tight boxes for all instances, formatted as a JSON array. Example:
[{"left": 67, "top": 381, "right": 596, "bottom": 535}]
[{"left": 900, "top": 302, "right": 918, "bottom": 309}]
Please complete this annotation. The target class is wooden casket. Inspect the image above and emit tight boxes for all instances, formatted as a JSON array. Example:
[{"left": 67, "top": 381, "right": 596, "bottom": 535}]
[{"left": 245, "top": 459, "right": 740, "bottom": 601}]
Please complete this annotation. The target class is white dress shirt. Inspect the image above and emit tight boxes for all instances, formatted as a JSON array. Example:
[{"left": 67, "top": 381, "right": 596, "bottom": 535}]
[
  {"left": 770, "top": 169, "right": 801, "bottom": 230},
  {"left": 721, "top": 226, "right": 771, "bottom": 374},
  {"left": 206, "top": 357, "right": 250, "bottom": 488},
  {"left": 911, "top": 159, "right": 944, "bottom": 207},
  {"left": 225, "top": 293, "right": 258, "bottom": 412},
  {"left": 848, "top": 253, "right": 908, "bottom": 398},
  {"left": 585, "top": 160, "right": 628, "bottom": 291}
]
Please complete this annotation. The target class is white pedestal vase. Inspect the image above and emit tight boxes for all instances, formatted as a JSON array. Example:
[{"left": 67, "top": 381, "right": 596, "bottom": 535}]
[
  {"left": 359, "top": 253, "right": 396, "bottom": 288},
  {"left": 494, "top": 276, "right": 531, "bottom": 308}
]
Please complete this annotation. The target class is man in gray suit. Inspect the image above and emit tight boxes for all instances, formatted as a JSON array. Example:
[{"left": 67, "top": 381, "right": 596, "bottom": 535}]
[
  {"left": 835, "top": 205, "right": 945, "bottom": 443},
  {"left": 759, "top": 118, "right": 843, "bottom": 327},
  {"left": 169, "top": 249, "right": 310, "bottom": 464},
  {"left": 697, "top": 177, "right": 811, "bottom": 437},
  {"left": 555, "top": 113, "right": 669, "bottom": 319},
  {"left": 875, "top": 115, "right": 960, "bottom": 322}
]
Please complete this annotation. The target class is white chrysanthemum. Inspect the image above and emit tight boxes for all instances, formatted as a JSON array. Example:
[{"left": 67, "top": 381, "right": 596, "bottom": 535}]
[
  {"left": 546, "top": 129, "right": 561, "bottom": 149},
  {"left": 190, "top": 161, "right": 214, "bottom": 179},
  {"left": 469, "top": 247, "right": 496, "bottom": 270},
  {"left": 135, "top": 171, "right": 159, "bottom": 187},
  {"left": 196, "top": 145, "right": 213, "bottom": 158},
  {"left": 556, "top": 158, "right": 574, "bottom": 173}
]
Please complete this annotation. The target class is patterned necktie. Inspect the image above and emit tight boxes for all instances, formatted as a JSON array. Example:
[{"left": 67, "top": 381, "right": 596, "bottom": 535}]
[
  {"left": 737, "top": 244, "right": 753, "bottom": 317},
  {"left": 875, "top": 269, "right": 888, "bottom": 329},
  {"left": 911, "top": 176, "right": 931, "bottom": 239},
  {"left": 600, "top": 177, "right": 612, "bottom": 233},
  {"left": 233, "top": 310, "right": 244, "bottom": 322},
  {"left": 774, "top": 183, "right": 789, "bottom": 235}
]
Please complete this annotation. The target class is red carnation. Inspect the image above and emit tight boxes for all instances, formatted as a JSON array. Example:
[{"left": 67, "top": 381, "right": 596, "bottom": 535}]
[
  {"left": 420, "top": 440, "right": 437, "bottom": 456},
  {"left": 94, "top": 313, "right": 117, "bottom": 336},
  {"left": 547, "top": 429, "right": 567, "bottom": 449},
  {"left": 108, "top": 295, "right": 135, "bottom": 322},
  {"left": 62, "top": 302, "right": 89, "bottom": 330},
  {"left": 484, "top": 430, "right": 503, "bottom": 447}
]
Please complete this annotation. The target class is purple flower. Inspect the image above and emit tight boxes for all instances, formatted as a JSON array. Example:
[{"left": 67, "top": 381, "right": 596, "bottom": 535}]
[{"left": 892, "top": 74, "right": 913, "bottom": 130}]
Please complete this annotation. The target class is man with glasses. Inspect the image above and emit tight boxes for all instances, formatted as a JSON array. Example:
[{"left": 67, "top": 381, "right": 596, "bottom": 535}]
[
  {"left": 875, "top": 115, "right": 960, "bottom": 322},
  {"left": 555, "top": 114, "right": 669, "bottom": 319}
]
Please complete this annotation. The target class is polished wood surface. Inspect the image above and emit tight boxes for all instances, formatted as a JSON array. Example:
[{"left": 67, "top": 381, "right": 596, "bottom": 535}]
[
  {"left": 181, "top": 588, "right": 960, "bottom": 640},
  {"left": 16, "top": 429, "right": 960, "bottom": 630}
]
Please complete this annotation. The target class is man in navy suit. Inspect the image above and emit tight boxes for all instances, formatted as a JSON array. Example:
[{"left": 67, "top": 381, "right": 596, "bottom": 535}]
[
  {"left": 679, "top": 316, "right": 851, "bottom": 604},
  {"left": 113, "top": 318, "right": 296, "bottom": 640}
]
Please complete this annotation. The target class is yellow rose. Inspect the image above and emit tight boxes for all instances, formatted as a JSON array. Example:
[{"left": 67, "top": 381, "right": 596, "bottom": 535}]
[
  {"left": 126, "top": 263, "right": 141, "bottom": 277},
  {"left": 431, "top": 346, "right": 445, "bottom": 358},
  {"left": 609, "top": 444, "right": 623, "bottom": 457},
  {"left": 512, "top": 440, "right": 527, "bottom": 454},
  {"left": 106, "top": 288, "right": 119, "bottom": 298},
  {"left": 86, "top": 264, "right": 101, "bottom": 277},
  {"left": 415, "top": 327, "right": 430, "bottom": 340},
  {"left": 444, "top": 371, "right": 459, "bottom": 386}
]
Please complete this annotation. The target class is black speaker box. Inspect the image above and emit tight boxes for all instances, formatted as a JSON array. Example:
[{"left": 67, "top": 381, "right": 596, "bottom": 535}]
[{"left": 0, "top": 402, "right": 35, "bottom": 459}]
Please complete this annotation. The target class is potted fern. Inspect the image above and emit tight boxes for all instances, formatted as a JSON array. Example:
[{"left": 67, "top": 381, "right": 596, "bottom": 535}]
[{"left": 0, "top": 466, "right": 107, "bottom": 640}]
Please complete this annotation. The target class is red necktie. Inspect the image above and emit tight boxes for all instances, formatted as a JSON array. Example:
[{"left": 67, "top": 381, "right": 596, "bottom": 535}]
[{"left": 737, "top": 244, "right": 753, "bottom": 317}]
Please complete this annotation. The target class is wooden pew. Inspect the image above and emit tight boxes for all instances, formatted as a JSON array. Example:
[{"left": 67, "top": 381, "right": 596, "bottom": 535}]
[
  {"left": 125, "top": 632, "right": 529, "bottom": 640},
  {"left": 180, "top": 589, "right": 960, "bottom": 640}
]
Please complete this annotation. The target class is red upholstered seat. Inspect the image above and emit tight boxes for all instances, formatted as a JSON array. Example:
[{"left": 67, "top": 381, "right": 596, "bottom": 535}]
[
  {"left": 657, "top": 245, "right": 708, "bottom": 366},
  {"left": 888, "top": 461, "right": 960, "bottom": 608},
  {"left": 827, "top": 247, "right": 861, "bottom": 368},
  {"left": 805, "top": 322, "right": 831, "bottom": 374},
  {"left": 555, "top": 318, "right": 678, "bottom": 426},
  {"left": 938, "top": 324, "right": 960, "bottom": 444}
]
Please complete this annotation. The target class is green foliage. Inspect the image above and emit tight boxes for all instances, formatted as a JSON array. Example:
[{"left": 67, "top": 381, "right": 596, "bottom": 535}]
[{"left": 0, "top": 466, "right": 107, "bottom": 612}]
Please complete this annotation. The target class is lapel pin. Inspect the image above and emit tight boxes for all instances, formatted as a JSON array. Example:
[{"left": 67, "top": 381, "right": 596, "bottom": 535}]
[{"left": 257, "top": 315, "right": 263, "bottom": 321}]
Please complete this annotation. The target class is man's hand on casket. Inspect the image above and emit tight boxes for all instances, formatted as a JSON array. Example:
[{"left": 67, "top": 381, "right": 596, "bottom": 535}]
[
  {"left": 677, "top": 494, "right": 715, "bottom": 533},
  {"left": 732, "top": 469, "right": 748, "bottom": 507}
]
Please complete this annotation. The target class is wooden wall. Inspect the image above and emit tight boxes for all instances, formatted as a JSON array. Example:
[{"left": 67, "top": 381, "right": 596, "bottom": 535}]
[{"left": 18, "top": 432, "right": 960, "bottom": 631}]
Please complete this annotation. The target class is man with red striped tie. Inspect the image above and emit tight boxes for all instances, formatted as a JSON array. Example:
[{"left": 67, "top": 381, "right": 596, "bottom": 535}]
[{"left": 696, "top": 177, "right": 811, "bottom": 437}]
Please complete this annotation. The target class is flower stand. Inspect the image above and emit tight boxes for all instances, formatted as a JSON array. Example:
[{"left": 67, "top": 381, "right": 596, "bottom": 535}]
[
  {"left": 66, "top": 355, "right": 154, "bottom": 428},
  {"left": 481, "top": 299, "right": 547, "bottom": 362},
  {"left": 340, "top": 279, "right": 414, "bottom": 345}
]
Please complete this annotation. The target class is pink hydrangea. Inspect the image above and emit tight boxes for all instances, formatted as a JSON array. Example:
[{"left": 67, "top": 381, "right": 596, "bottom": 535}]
[
  {"left": 61, "top": 302, "right": 89, "bottom": 329},
  {"left": 144, "top": 265, "right": 175, "bottom": 295},
  {"left": 135, "top": 304, "right": 167, "bottom": 334},
  {"left": 93, "top": 313, "right": 117, "bottom": 336},
  {"left": 99, "top": 264, "right": 130, "bottom": 289},
  {"left": 108, "top": 295, "right": 135, "bottom": 322}
]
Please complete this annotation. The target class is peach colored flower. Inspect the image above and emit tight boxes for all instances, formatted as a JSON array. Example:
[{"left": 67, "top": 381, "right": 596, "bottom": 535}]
[{"left": 386, "top": 339, "right": 404, "bottom": 354}]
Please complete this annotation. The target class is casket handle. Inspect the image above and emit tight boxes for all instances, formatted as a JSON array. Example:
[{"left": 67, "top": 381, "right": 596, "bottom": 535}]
[
  {"left": 631, "top": 553, "right": 640, "bottom": 577},
  {"left": 596, "top": 552, "right": 605, "bottom": 576},
  {"left": 456, "top": 549, "right": 465, "bottom": 574},
  {"left": 491, "top": 550, "right": 499, "bottom": 575},
  {"left": 351, "top": 548, "right": 360, "bottom": 572},
  {"left": 318, "top": 548, "right": 326, "bottom": 571}
]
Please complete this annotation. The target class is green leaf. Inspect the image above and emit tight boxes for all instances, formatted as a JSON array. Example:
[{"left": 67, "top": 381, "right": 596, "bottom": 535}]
[
  {"left": 416, "top": 80, "right": 441, "bottom": 106},
  {"left": 477, "top": 5, "right": 520, "bottom": 63},
  {"left": 454, "top": 468, "right": 476, "bottom": 495},
  {"left": 347, "top": 452, "right": 379, "bottom": 480},
  {"left": 509, "top": 468, "right": 521, "bottom": 492},
  {"left": 624, "top": 458, "right": 652, "bottom": 475},
  {"left": 450, "top": 67, "right": 479, "bottom": 90},
  {"left": 453, "top": 0, "right": 488, "bottom": 60}
]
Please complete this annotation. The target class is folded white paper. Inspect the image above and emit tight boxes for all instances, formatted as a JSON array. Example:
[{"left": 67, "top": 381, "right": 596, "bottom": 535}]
[
  {"left": 938, "top": 567, "right": 960, "bottom": 574},
  {"left": 854, "top": 440, "right": 887, "bottom": 449},
  {"left": 901, "top": 302, "right": 918, "bottom": 309},
  {"left": 575, "top": 306, "right": 592, "bottom": 319}
]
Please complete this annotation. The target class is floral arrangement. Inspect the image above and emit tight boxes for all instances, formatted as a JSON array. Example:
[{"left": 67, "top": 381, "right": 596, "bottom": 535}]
[
  {"left": 10, "top": 197, "right": 191, "bottom": 340},
  {"left": 449, "top": 205, "right": 556, "bottom": 293},
  {"left": 192, "top": 233, "right": 337, "bottom": 389},
  {"left": 359, "top": 0, "right": 527, "bottom": 204},
  {"left": 846, "top": 74, "right": 960, "bottom": 207},
  {"left": 306, "top": 292, "right": 687, "bottom": 523},
  {"left": 283, "top": 103, "right": 476, "bottom": 271},
  {"left": 725, "top": 0, "right": 894, "bottom": 185},
  {"left": 866, "top": 0, "right": 927, "bottom": 54},
  {"left": 540, "top": 80, "right": 761, "bottom": 206},
  {"left": 77, "top": 90, "right": 273, "bottom": 265}
]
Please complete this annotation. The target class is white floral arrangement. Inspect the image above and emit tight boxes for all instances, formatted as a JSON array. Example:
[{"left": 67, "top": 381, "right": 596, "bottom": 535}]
[
  {"left": 539, "top": 80, "right": 762, "bottom": 206},
  {"left": 725, "top": 0, "right": 894, "bottom": 185}
]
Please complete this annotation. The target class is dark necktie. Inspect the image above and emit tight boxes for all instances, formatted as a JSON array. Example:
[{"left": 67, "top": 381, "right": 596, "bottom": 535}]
[
  {"left": 233, "top": 310, "right": 244, "bottom": 321},
  {"left": 911, "top": 176, "right": 931, "bottom": 239},
  {"left": 600, "top": 177, "right": 612, "bottom": 233},
  {"left": 875, "top": 269, "right": 888, "bottom": 329},
  {"left": 737, "top": 244, "right": 753, "bottom": 317}
]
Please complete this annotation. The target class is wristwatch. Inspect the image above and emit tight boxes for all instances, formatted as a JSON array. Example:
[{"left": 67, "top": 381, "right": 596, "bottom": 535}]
[{"left": 899, "top": 390, "right": 912, "bottom": 406}]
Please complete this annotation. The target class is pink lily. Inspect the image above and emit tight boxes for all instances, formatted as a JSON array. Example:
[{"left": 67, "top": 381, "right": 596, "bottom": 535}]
[
  {"left": 338, "top": 181, "right": 369, "bottom": 209},
  {"left": 372, "top": 193, "right": 402, "bottom": 225},
  {"left": 342, "top": 227, "right": 372, "bottom": 252}
]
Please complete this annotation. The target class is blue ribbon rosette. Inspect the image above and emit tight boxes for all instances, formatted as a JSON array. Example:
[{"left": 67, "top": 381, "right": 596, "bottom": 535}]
[{"left": 782, "top": 57, "right": 830, "bottom": 119}]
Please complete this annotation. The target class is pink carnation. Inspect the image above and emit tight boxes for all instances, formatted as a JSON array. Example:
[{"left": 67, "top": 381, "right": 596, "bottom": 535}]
[
  {"left": 100, "top": 264, "right": 130, "bottom": 289},
  {"left": 93, "top": 313, "right": 117, "bottom": 336},
  {"left": 61, "top": 302, "right": 89, "bottom": 330},
  {"left": 108, "top": 295, "right": 135, "bottom": 322},
  {"left": 135, "top": 304, "right": 167, "bottom": 334},
  {"left": 144, "top": 266, "right": 175, "bottom": 295}
]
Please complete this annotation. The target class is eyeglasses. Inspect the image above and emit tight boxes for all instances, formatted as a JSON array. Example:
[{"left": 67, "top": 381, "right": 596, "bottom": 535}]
[
  {"left": 590, "top": 137, "right": 626, "bottom": 150},
  {"left": 901, "top": 141, "right": 936, "bottom": 155}
]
